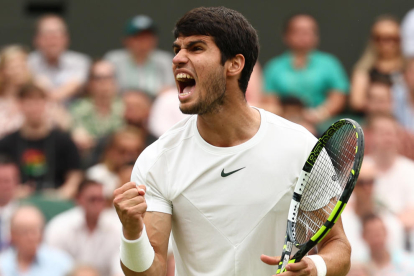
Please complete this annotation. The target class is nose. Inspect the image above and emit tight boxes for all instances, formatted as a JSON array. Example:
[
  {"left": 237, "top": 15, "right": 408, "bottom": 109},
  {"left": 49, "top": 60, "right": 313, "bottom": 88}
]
[{"left": 172, "top": 49, "right": 189, "bottom": 67}]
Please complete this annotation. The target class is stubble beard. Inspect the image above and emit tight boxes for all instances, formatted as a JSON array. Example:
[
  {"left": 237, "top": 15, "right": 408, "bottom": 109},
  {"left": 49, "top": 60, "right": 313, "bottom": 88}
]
[{"left": 179, "top": 68, "right": 226, "bottom": 115}]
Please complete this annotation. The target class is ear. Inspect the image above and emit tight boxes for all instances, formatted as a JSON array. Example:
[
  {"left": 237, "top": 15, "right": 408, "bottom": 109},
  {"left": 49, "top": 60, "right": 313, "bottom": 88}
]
[{"left": 226, "top": 54, "right": 245, "bottom": 77}]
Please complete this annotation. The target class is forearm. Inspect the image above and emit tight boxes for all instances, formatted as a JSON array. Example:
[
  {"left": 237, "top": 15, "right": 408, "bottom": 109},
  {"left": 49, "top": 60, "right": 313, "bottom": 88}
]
[
  {"left": 317, "top": 232, "right": 351, "bottom": 276},
  {"left": 52, "top": 80, "right": 83, "bottom": 102},
  {"left": 58, "top": 170, "right": 83, "bottom": 199}
]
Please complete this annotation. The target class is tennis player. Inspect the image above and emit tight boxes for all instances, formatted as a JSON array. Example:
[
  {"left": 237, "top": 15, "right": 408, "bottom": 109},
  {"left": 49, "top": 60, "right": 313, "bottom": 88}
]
[{"left": 113, "top": 7, "right": 351, "bottom": 276}]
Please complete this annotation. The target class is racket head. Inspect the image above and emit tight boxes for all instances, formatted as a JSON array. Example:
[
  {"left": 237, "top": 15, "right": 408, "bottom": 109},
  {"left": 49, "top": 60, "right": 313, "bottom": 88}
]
[{"left": 276, "top": 119, "right": 364, "bottom": 274}]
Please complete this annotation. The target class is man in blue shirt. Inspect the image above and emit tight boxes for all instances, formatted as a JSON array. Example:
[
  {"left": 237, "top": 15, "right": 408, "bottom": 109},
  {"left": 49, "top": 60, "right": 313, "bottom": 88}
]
[
  {"left": 264, "top": 13, "right": 349, "bottom": 124},
  {"left": 0, "top": 206, "right": 73, "bottom": 276}
]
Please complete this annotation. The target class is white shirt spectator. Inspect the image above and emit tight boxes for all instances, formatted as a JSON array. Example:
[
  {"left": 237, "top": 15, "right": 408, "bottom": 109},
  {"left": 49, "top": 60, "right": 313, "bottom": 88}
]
[
  {"left": 105, "top": 49, "right": 174, "bottom": 97},
  {"left": 28, "top": 50, "right": 90, "bottom": 91},
  {"left": 148, "top": 88, "right": 188, "bottom": 137},
  {"left": 86, "top": 163, "right": 119, "bottom": 199},
  {"left": 0, "top": 201, "right": 18, "bottom": 252},
  {"left": 342, "top": 200, "right": 405, "bottom": 263},
  {"left": 45, "top": 207, "right": 121, "bottom": 276},
  {"left": 402, "top": 8, "right": 414, "bottom": 57}
]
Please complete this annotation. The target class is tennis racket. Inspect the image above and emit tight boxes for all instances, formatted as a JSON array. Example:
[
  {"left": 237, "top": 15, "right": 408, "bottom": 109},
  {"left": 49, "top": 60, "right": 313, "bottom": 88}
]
[{"left": 276, "top": 118, "right": 364, "bottom": 274}]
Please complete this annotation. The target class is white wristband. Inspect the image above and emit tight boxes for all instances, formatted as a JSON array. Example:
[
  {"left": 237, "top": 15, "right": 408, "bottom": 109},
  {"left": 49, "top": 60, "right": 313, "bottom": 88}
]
[
  {"left": 120, "top": 225, "right": 155, "bottom": 272},
  {"left": 305, "top": 255, "right": 327, "bottom": 276}
]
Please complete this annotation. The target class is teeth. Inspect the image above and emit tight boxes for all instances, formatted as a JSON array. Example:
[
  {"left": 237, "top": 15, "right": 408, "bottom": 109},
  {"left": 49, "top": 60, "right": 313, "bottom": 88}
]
[
  {"left": 180, "top": 91, "right": 191, "bottom": 96},
  {"left": 176, "top": 73, "right": 194, "bottom": 81}
]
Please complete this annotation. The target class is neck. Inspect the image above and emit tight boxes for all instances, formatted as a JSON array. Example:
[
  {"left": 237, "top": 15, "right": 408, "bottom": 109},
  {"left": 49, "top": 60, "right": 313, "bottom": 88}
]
[
  {"left": 20, "top": 121, "right": 51, "bottom": 140},
  {"left": 85, "top": 215, "right": 99, "bottom": 232},
  {"left": 355, "top": 199, "right": 374, "bottom": 218},
  {"left": 93, "top": 95, "right": 113, "bottom": 114},
  {"left": 373, "top": 151, "right": 396, "bottom": 171},
  {"left": 132, "top": 52, "right": 149, "bottom": 65},
  {"left": 371, "top": 248, "right": 390, "bottom": 268},
  {"left": 197, "top": 97, "right": 261, "bottom": 147},
  {"left": 17, "top": 251, "right": 36, "bottom": 271},
  {"left": 292, "top": 50, "right": 310, "bottom": 68}
]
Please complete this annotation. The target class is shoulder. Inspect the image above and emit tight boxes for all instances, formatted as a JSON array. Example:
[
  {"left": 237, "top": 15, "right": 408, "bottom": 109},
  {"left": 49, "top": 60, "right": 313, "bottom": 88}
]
[
  {"left": 263, "top": 109, "right": 316, "bottom": 141},
  {"left": 136, "top": 116, "right": 195, "bottom": 173},
  {"left": 46, "top": 207, "right": 83, "bottom": 233},
  {"left": 264, "top": 53, "right": 289, "bottom": 70},
  {"left": 65, "top": 51, "right": 90, "bottom": 63},
  {"left": 313, "top": 51, "right": 343, "bottom": 67},
  {"left": 38, "top": 244, "right": 73, "bottom": 265},
  {"left": 152, "top": 49, "right": 174, "bottom": 61},
  {"left": 51, "top": 129, "right": 73, "bottom": 142},
  {"left": 70, "top": 98, "right": 93, "bottom": 113},
  {"left": 105, "top": 49, "right": 129, "bottom": 62}
]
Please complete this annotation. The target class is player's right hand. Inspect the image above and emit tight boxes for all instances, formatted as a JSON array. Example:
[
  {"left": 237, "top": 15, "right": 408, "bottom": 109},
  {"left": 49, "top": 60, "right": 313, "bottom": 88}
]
[{"left": 113, "top": 182, "right": 147, "bottom": 240}]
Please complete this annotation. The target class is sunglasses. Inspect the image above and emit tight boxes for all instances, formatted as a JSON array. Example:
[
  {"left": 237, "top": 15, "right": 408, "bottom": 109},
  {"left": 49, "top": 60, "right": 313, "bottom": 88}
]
[
  {"left": 357, "top": 179, "right": 374, "bottom": 186},
  {"left": 91, "top": 74, "right": 115, "bottom": 81},
  {"left": 372, "top": 34, "right": 400, "bottom": 44}
]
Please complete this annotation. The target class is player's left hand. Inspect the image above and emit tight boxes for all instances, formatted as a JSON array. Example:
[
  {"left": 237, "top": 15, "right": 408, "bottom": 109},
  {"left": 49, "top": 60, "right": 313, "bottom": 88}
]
[{"left": 260, "top": 254, "right": 317, "bottom": 276}]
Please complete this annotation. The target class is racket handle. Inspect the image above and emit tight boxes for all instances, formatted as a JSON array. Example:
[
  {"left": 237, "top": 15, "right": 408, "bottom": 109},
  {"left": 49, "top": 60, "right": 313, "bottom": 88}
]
[{"left": 276, "top": 237, "right": 293, "bottom": 274}]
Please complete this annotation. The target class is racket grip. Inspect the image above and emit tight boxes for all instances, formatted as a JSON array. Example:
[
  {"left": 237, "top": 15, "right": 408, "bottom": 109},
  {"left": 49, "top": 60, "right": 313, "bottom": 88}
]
[{"left": 276, "top": 237, "right": 293, "bottom": 274}]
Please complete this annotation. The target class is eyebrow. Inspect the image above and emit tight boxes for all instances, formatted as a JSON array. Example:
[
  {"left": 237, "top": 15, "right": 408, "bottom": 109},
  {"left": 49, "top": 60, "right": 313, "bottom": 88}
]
[{"left": 172, "top": 40, "right": 208, "bottom": 49}]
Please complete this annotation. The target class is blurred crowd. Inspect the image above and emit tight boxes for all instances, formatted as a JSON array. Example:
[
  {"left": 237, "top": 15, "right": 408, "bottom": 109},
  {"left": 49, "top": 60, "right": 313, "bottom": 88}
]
[{"left": 0, "top": 8, "right": 414, "bottom": 276}]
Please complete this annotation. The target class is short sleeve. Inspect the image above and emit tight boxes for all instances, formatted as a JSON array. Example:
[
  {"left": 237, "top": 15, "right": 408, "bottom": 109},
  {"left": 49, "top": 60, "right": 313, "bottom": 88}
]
[
  {"left": 326, "top": 56, "right": 349, "bottom": 94},
  {"left": 131, "top": 154, "right": 173, "bottom": 214},
  {"left": 402, "top": 9, "right": 414, "bottom": 57}
]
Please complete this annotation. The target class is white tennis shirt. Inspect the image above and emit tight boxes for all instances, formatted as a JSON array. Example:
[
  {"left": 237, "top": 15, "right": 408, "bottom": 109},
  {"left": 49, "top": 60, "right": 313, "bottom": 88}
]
[{"left": 131, "top": 108, "right": 317, "bottom": 275}]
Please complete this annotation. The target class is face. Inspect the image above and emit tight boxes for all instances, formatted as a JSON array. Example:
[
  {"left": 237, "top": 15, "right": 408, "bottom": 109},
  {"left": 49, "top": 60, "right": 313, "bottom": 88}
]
[
  {"left": 11, "top": 208, "right": 43, "bottom": 257},
  {"left": 123, "top": 92, "right": 151, "bottom": 127},
  {"left": 284, "top": 16, "right": 319, "bottom": 52},
  {"left": 371, "top": 117, "right": 399, "bottom": 155},
  {"left": 366, "top": 84, "right": 392, "bottom": 115},
  {"left": 372, "top": 20, "right": 400, "bottom": 58},
  {"left": 77, "top": 184, "right": 106, "bottom": 219},
  {"left": 125, "top": 31, "right": 157, "bottom": 57},
  {"left": 0, "top": 164, "right": 19, "bottom": 206},
  {"left": 1, "top": 52, "right": 30, "bottom": 87},
  {"left": 89, "top": 61, "right": 117, "bottom": 98},
  {"left": 35, "top": 17, "right": 68, "bottom": 60},
  {"left": 363, "top": 218, "right": 387, "bottom": 251},
  {"left": 19, "top": 94, "right": 47, "bottom": 127},
  {"left": 173, "top": 35, "right": 227, "bottom": 115},
  {"left": 109, "top": 134, "right": 144, "bottom": 169},
  {"left": 354, "top": 162, "right": 376, "bottom": 201}
]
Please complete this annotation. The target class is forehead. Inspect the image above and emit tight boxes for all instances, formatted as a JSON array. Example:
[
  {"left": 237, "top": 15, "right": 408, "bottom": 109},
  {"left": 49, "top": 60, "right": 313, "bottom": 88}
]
[
  {"left": 289, "top": 15, "right": 317, "bottom": 30},
  {"left": 173, "top": 35, "right": 215, "bottom": 46}
]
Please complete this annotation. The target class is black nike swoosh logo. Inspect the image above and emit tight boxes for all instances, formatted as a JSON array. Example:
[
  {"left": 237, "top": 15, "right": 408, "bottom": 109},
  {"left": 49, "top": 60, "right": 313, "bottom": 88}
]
[{"left": 221, "top": 167, "right": 246, "bottom": 177}]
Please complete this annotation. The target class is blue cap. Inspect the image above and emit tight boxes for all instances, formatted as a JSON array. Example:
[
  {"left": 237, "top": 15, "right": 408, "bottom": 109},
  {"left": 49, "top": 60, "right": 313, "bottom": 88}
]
[{"left": 125, "top": 15, "right": 157, "bottom": 36}]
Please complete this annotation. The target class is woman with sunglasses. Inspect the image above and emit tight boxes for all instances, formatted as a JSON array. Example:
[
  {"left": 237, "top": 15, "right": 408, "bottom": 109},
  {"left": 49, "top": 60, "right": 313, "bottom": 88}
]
[{"left": 350, "top": 16, "right": 404, "bottom": 113}]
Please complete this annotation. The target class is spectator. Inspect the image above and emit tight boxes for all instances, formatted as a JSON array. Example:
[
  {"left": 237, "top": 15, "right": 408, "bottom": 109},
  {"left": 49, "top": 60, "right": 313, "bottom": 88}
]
[
  {"left": 350, "top": 15, "right": 404, "bottom": 112},
  {"left": 366, "top": 79, "right": 393, "bottom": 115},
  {"left": 67, "top": 265, "right": 100, "bottom": 276},
  {"left": 342, "top": 159, "right": 405, "bottom": 263},
  {"left": 0, "top": 205, "right": 73, "bottom": 276},
  {"left": 105, "top": 15, "right": 174, "bottom": 97},
  {"left": 70, "top": 60, "right": 124, "bottom": 154},
  {"left": 0, "top": 155, "right": 21, "bottom": 252},
  {"left": 365, "top": 114, "right": 414, "bottom": 232},
  {"left": 401, "top": 8, "right": 414, "bottom": 57},
  {"left": 392, "top": 58, "right": 414, "bottom": 132},
  {"left": 0, "top": 84, "right": 82, "bottom": 199},
  {"left": 28, "top": 14, "right": 91, "bottom": 103},
  {"left": 148, "top": 87, "right": 188, "bottom": 137},
  {"left": 45, "top": 180, "right": 121, "bottom": 276},
  {"left": 123, "top": 90, "right": 158, "bottom": 145},
  {"left": 86, "top": 127, "right": 145, "bottom": 199},
  {"left": 264, "top": 13, "right": 348, "bottom": 124},
  {"left": 362, "top": 214, "right": 414, "bottom": 275},
  {"left": 0, "top": 45, "right": 29, "bottom": 139},
  {"left": 279, "top": 97, "right": 317, "bottom": 136}
]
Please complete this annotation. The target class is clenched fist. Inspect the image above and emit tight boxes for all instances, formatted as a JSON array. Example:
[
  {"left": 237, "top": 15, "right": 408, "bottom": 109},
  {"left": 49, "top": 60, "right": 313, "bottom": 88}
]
[{"left": 113, "top": 182, "right": 147, "bottom": 240}]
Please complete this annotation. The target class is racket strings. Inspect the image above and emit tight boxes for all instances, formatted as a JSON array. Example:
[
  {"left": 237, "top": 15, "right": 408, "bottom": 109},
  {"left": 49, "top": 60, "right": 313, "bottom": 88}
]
[{"left": 294, "top": 123, "right": 357, "bottom": 244}]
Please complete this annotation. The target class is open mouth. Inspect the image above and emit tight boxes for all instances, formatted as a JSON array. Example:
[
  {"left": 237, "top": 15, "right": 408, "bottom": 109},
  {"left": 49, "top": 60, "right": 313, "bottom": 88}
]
[{"left": 176, "top": 73, "right": 196, "bottom": 98}]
